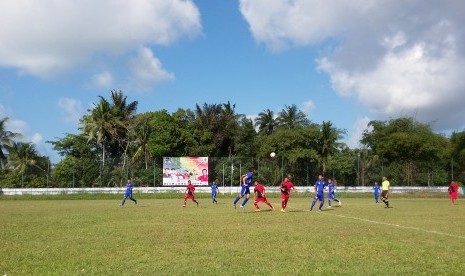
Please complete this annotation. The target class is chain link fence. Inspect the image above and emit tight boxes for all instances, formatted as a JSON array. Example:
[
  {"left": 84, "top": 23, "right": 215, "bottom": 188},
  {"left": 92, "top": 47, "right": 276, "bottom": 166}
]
[{"left": 1, "top": 156, "right": 460, "bottom": 188}]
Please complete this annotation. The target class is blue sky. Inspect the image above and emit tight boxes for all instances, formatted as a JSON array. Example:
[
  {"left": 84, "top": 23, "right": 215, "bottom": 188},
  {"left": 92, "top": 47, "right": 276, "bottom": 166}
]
[{"left": 1, "top": 0, "right": 465, "bottom": 163}]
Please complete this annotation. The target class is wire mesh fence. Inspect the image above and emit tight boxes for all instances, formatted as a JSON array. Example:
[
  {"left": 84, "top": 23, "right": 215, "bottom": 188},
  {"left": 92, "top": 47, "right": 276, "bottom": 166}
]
[{"left": 1, "top": 155, "right": 459, "bottom": 188}]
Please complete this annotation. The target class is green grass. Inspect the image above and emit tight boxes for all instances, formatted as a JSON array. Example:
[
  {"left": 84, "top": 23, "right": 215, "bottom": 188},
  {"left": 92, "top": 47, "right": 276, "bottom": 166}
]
[{"left": 1, "top": 195, "right": 464, "bottom": 275}]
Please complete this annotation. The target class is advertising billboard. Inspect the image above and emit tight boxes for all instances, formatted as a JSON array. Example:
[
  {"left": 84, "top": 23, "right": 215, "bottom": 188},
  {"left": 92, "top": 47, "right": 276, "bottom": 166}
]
[{"left": 162, "top": 157, "right": 209, "bottom": 186}]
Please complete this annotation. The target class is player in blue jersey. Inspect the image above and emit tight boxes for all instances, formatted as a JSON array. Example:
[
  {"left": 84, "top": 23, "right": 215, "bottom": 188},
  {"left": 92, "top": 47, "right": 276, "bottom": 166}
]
[
  {"left": 211, "top": 180, "right": 219, "bottom": 204},
  {"left": 372, "top": 181, "right": 381, "bottom": 203},
  {"left": 121, "top": 178, "right": 137, "bottom": 206},
  {"left": 310, "top": 175, "right": 326, "bottom": 211},
  {"left": 327, "top": 177, "right": 341, "bottom": 208},
  {"left": 233, "top": 167, "right": 255, "bottom": 209}
]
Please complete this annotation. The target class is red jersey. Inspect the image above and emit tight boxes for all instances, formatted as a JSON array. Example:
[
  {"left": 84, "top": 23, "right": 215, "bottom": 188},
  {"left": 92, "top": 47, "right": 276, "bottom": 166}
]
[
  {"left": 280, "top": 181, "right": 294, "bottom": 196},
  {"left": 186, "top": 183, "right": 195, "bottom": 195},
  {"left": 197, "top": 175, "right": 208, "bottom": 182},
  {"left": 254, "top": 184, "right": 265, "bottom": 198},
  {"left": 449, "top": 182, "right": 458, "bottom": 193}
]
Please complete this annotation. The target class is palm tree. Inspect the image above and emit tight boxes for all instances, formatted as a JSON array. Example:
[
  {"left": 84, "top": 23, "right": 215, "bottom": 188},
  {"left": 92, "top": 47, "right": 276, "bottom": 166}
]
[
  {"left": 194, "top": 102, "right": 242, "bottom": 156},
  {"left": 82, "top": 98, "right": 120, "bottom": 165},
  {"left": 317, "top": 121, "right": 345, "bottom": 174},
  {"left": 254, "top": 109, "right": 276, "bottom": 135},
  {"left": 0, "top": 117, "right": 23, "bottom": 169},
  {"left": 276, "top": 104, "right": 309, "bottom": 129},
  {"left": 132, "top": 119, "right": 153, "bottom": 169},
  {"left": 6, "top": 142, "right": 40, "bottom": 186}
]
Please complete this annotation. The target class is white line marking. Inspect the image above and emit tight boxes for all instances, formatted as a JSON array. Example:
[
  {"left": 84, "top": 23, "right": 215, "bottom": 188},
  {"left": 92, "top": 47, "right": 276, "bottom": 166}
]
[{"left": 325, "top": 212, "right": 465, "bottom": 240}]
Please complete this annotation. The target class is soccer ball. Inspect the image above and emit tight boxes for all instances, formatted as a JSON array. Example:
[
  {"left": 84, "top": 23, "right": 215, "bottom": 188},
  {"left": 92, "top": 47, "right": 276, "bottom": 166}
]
[{"left": 270, "top": 152, "right": 276, "bottom": 158}]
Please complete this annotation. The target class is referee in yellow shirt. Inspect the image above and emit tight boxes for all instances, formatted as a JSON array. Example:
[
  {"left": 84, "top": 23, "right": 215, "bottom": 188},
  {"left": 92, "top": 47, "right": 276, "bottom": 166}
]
[{"left": 381, "top": 176, "right": 390, "bottom": 208}]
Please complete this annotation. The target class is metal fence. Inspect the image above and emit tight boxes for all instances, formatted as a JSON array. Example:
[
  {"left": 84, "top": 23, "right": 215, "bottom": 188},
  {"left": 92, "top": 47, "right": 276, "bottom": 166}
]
[{"left": 0, "top": 156, "right": 460, "bottom": 188}]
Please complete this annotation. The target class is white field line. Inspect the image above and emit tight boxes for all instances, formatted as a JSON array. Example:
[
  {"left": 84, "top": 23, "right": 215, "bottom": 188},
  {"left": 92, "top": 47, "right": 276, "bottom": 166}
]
[{"left": 323, "top": 212, "right": 465, "bottom": 240}]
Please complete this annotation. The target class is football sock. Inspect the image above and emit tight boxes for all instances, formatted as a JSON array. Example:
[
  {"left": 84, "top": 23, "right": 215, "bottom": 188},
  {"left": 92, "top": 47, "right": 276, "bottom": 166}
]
[
  {"left": 242, "top": 198, "right": 249, "bottom": 206},
  {"left": 310, "top": 200, "right": 316, "bottom": 210},
  {"left": 233, "top": 196, "right": 241, "bottom": 205},
  {"left": 319, "top": 202, "right": 324, "bottom": 210},
  {"left": 121, "top": 199, "right": 126, "bottom": 206}
]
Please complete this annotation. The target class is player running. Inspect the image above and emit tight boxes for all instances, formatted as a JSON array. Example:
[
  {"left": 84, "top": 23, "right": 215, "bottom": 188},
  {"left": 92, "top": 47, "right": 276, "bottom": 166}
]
[
  {"left": 183, "top": 180, "right": 199, "bottom": 207},
  {"left": 373, "top": 181, "right": 381, "bottom": 203},
  {"left": 211, "top": 180, "right": 219, "bottom": 204},
  {"left": 280, "top": 177, "right": 297, "bottom": 212},
  {"left": 310, "top": 175, "right": 326, "bottom": 211},
  {"left": 233, "top": 167, "right": 255, "bottom": 209},
  {"left": 327, "top": 177, "right": 341, "bottom": 208},
  {"left": 121, "top": 178, "right": 137, "bottom": 206},
  {"left": 253, "top": 180, "right": 274, "bottom": 212}
]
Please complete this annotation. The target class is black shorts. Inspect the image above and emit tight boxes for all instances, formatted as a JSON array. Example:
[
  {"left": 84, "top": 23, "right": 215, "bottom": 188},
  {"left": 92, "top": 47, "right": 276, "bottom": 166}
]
[{"left": 381, "top": 190, "right": 388, "bottom": 199}]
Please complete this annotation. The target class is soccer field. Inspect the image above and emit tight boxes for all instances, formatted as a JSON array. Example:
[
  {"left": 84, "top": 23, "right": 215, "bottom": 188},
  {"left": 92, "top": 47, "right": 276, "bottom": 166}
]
[{"left": 1, "top": 196, "right": 464, "bottom": 275}]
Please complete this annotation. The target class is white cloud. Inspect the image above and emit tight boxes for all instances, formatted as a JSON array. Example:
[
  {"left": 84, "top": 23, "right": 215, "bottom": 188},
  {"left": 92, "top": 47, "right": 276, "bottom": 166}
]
[
  {"left": 346, "top": 117, "right": 371, "bottom": 149},
  {"left": 31, "top": 133, "right": 43, "bottom": 145},
  {"left": 0, "top": 0, "right": 202, "bottom": 77},
  {"left": 91, "top": 71, "right": 113, "bottom": 88},
  {"left": 129, "top": 47, "right": 175, "bottom": 92},
  {"left": 300, "top": 100, "right": 315, "bottom": 115},
  {"left": 240, "top": 0, "right": 465, "bottom": 132},
  {"left": 58, "top": 97, "right": 83, "bottom": 124},
  {"left": 6, "top": 118, "right": 28, "bottom": 135}
]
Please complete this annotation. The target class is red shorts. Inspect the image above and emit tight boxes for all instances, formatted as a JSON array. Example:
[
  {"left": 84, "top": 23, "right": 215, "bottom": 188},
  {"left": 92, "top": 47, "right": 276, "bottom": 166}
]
[
  {"left": 254, "top": 197, "right": 268, "bottom": 203},
  {"left": 185, "top": 194, "right": 195, "bottom": 200},
  {"left": 281, "top": 194, "right": 290, "bottom": 200},
  {"left": 449, "top": 192, "right": 458, "bottom": 200}
]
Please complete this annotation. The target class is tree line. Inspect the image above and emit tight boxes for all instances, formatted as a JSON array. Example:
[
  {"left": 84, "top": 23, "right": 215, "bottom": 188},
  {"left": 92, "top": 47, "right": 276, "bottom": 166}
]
[{"left": 1, "top": 90, "right": 464, "bottom": 188}]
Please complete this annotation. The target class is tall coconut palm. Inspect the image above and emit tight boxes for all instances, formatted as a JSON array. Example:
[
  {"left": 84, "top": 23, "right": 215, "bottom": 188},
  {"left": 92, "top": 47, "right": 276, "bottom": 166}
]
[
  {"left": 254, "top": 109, "right": 276, "bottom": 135},
  {"left": 276, "top": 104, "right": 309, "bottom": 129},
  {"left": 6, "top": 141, "right": 40, "bottom": 186},
  {"left": 0, "top": 117, "right": 23, "bottom": 169},
  {"left": 132, "top": 119, "right": 152, "bottom": 169},
  {"left": 220, "top": 102, "right": 242, "bottom": 156},
  {"left": 317, "top": 121, "right": 345, "bottom": 174},
  {"left": 82, "top": 98, "right": 121, "bottom": 165}
]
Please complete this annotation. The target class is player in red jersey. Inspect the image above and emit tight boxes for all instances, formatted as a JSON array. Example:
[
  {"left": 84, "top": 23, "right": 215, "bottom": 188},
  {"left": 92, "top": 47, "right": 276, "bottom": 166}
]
[
  {"left": 280, "top": 177, "right": 297, "bottom": 213},
  {"left": 253, "top": 180, "right": 274, "bottom": 212},
  {"left": 183, "top": 180, "right": 199, "bottom": 207},
  {"left": 448, "top": 181, "right": 459, "bottom": 205}
]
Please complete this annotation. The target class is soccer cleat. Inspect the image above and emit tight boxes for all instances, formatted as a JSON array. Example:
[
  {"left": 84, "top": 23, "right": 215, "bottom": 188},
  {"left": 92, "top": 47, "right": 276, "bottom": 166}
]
[
  {"left": 327, "top": 206, "right": 332, "bottom": 208},
  {"left": 255, "top": 209, "right": 261, "bottom": 212},
  {"left": 339, "top": 201, "right": 341, "bottom": 206},
  {"left": 233, "top": 204, "right": 236, "bottom": 209},
  {"left": 240, "top": 205, "right": 244, "bottom": 209},
  {"left": 281, "top": 209, "right": 285, "bottom": 213},
  {"left": 182, "top": 205, "right": 186, "bottom": 207}
]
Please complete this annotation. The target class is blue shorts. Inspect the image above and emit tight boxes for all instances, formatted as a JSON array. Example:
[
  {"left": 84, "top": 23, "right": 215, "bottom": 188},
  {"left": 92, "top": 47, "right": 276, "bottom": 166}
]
[
  {"left": 313, "top": 193, "right": 324, "bottom": 202},
  {"left": 328, "top": 193, "right": 336, "bottom": 200},
  {"left": 240, "top": 186, "right": 251, "bottom": 196},
  {"left": 124, "top": 192, "right": 132, "bottom": 197},
  {"left": 212, "top": 193, "right": 217, "bottom": 197}
]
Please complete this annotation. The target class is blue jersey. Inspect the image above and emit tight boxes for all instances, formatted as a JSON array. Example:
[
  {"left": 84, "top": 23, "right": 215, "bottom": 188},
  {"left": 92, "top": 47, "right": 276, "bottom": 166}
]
[
  {"left": 373, "top": 185, "right": 381, "bottom": 194},
  {"left": 243, "top": 172, "right": 253, "bottom": 187},
  {"left": 328, "top": 183, "right": 336, "bottom": 195},
  {"left": 211, "top": 183, "right": 218, "bottom": 194},
  {"left": 125, "top": 182, "right": 134, "bottom": 196},
  {"left": 314, "top": 179, "right": 326, "bottom": 195}
]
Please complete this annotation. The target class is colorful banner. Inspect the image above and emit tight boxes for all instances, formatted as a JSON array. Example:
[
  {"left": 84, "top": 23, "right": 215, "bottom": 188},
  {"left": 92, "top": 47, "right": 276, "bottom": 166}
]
[{"left": 162, "top": 157, "right": 209, "bottom": 186}]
